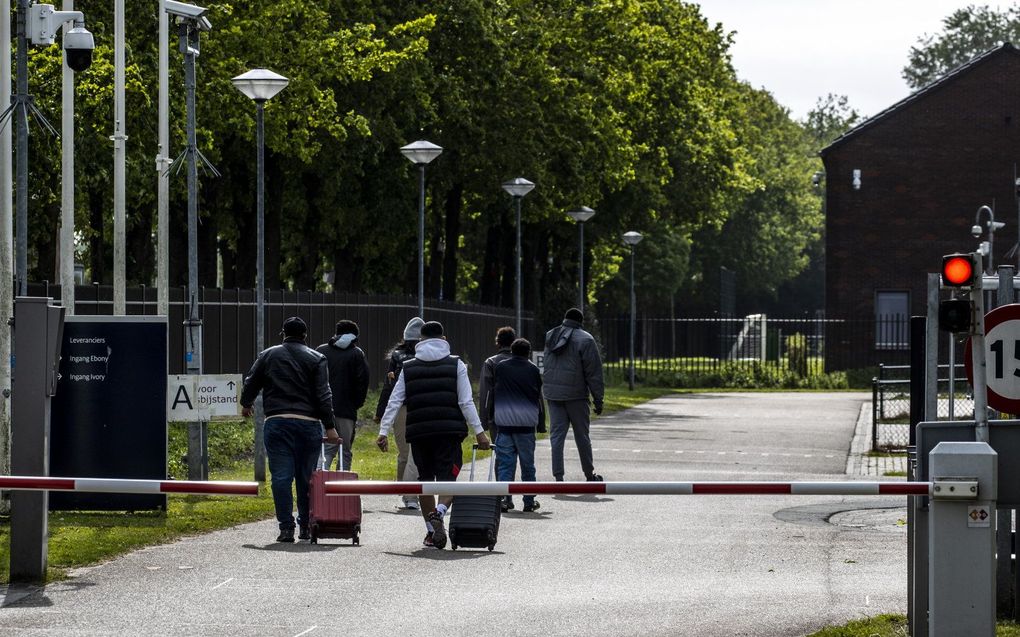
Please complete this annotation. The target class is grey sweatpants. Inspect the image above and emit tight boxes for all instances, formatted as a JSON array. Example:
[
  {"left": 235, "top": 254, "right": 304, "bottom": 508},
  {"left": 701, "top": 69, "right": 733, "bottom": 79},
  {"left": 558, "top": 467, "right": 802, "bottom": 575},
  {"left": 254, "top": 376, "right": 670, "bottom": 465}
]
[
  {"left": 547, "top": 399, "right": 595, "bottom": 480},
  {"left": 322, "top": 417, "right": 356, "bottom": 471}
]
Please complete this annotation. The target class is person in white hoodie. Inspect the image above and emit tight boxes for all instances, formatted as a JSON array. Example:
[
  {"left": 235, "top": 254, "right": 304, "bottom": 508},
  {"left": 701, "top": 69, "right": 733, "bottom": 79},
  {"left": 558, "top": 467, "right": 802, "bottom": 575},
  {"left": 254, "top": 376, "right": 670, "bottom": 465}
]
[{"left": 376, "top": 320, "right": 491, "bottom": 549}]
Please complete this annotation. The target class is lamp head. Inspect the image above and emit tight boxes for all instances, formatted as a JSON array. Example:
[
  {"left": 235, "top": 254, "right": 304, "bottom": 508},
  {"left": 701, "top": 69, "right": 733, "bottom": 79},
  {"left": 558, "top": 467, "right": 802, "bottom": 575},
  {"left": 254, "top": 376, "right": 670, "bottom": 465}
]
[
  {"left": 972, "top": 224, "right": 983, "bottom": 238},
  {"left": 567, "top": 206, "right": 595, "bottom": 223},
  {"left": 501, "top": 177, "right": 535, "bottom": 198},
  {"left": 400, "top": 140, "right": 443, "bottom": 165},
  {"left": 622, "top": 231, "right": 644, "bottom": 246},
  {"left": 232, "top": 68, "right": 290, "bottom": 102}
]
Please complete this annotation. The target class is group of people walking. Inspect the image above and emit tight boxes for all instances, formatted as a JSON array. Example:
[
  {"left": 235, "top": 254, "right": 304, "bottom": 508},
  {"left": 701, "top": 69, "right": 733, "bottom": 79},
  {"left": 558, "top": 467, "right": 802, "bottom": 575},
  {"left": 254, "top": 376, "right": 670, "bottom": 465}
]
[{"left": 239, "top": 308, "right": 605, "bottom": 549}]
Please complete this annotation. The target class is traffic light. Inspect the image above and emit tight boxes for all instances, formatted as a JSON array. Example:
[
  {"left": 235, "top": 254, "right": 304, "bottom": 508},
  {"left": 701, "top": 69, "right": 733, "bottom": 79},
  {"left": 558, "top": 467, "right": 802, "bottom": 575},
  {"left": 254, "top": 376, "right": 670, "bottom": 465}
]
[
  {"left": 938, "top": 298, "right": 971, "bottom": 332},
  {"left": 939, "top": 252, "right": 977, "bottom": 333},
  {"left": 941, "top": 253, "right": 977, "bottom": 288}
]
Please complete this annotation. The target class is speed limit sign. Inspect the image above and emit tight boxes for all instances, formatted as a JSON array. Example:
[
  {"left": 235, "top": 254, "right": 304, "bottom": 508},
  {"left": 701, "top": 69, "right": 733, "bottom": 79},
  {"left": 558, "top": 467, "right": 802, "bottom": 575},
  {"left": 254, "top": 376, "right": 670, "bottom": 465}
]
[{"left": 965, "top": 303, "right": 1020, "bottom": 413}]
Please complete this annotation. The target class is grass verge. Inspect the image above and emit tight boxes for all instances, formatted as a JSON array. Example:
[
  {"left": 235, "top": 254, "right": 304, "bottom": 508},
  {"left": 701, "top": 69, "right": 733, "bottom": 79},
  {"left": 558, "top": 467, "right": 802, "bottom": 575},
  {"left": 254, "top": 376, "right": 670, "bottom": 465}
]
[
  {"left": 806, "top": 614, "right": 1020, "bottom": 636},
  {"left": 0, "top": 385, "right": 674, "bottom": 583}
]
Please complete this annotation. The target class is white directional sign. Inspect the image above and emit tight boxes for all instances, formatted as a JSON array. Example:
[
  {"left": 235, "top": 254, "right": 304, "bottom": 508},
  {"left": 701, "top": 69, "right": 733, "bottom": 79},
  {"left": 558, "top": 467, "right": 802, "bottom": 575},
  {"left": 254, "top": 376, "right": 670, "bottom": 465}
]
[
  {"left": 167, "top": 374, "right": 242, "bottom": 422},
  {"left": 965, "top": 303, "right": 1020, "bottom": 414}
]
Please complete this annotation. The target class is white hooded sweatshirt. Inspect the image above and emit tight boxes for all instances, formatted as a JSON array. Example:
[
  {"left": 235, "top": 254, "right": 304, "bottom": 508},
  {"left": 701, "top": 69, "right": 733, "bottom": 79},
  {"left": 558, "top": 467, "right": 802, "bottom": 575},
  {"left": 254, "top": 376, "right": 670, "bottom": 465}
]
[{"left": 378, "top": 338, "right": 483, "bottom": 436}]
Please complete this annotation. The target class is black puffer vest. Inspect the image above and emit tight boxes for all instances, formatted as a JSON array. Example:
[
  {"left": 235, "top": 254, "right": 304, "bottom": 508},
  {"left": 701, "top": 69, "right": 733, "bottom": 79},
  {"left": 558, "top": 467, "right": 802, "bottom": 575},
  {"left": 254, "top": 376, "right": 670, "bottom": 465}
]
[{"left": 402, "top": 355, "right": 466, "bottom": 442}]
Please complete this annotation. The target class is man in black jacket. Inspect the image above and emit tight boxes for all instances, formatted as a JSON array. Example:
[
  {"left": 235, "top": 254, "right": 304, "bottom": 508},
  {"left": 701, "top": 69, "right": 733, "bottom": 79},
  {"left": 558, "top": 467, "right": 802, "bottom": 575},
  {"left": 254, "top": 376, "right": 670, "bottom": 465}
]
[
  {"left": 241, "top": 316, "right": 338, "bottom": 543},
  {"left": 316, "top": 319, "right": 370, "bottom": 471}
]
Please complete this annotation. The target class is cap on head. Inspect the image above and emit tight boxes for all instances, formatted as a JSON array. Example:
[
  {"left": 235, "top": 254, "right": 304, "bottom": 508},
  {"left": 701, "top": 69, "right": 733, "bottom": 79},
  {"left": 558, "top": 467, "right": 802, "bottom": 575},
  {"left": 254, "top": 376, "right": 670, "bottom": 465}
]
[
  {"left": 335, "top": 319, "right": 359, "bottom": 336},
  {"left": 403, "top": 316, "right": 425, "bottom": 341},
  {"left": 564, "top": 308, "right": 584, "bottom": 323},
  {"left": 420, "top": 320, "right": 445, "bottom": 339},
  {"left": 510, "top": 337, "right": 531, "bottom": 357},
  {"left": 282, "top": 316, "right": 307, "bottom": 337}
]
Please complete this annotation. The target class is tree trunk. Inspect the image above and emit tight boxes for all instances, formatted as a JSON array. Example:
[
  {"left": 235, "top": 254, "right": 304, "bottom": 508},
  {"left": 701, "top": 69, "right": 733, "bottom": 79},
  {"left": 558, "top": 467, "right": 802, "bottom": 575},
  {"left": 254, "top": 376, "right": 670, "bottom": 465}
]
[
  {"left": 265, "top": 149, "right": 282, "bottom": 289},
  {"left": 442, "top": 182, "right": 462, "bottom": 302},
  {"left": 479, "top": 215, "right": 501, "bottom": 306},
  {"left": 293, "top": 170, "right": 321, "bottom": 291},
  {"left": 498, "top": 202, "right": 513, "bottom": 308}
]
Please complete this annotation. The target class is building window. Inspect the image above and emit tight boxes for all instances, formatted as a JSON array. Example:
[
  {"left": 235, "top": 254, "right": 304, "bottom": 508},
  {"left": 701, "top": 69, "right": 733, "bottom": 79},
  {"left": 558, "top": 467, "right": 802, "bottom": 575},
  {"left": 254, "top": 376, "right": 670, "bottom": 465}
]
[{"left": 875, "top": 291, "right": 909, "bottom": 349}]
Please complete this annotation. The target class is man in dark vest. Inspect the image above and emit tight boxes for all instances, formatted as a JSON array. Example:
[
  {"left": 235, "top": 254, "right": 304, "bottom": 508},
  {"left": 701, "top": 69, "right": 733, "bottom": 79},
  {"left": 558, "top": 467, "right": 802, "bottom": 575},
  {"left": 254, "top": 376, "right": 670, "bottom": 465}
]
[{"left": 376, "top": 320, "right": 491, "bottom": 549}]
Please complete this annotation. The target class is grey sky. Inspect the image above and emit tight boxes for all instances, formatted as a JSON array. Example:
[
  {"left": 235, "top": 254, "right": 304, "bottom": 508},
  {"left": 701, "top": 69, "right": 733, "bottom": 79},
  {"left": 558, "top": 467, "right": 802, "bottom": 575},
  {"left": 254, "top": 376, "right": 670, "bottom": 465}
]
[{"left": 696, "top": 1, "right": 1006, "bottom": 120}]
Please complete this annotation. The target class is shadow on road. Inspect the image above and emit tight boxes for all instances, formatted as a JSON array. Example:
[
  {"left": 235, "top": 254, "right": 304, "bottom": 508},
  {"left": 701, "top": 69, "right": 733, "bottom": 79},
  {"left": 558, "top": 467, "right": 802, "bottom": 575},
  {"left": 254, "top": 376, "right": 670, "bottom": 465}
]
[
  {"left": 552, "top": 494, "right": 614, "bottom": 503},
  {"left": 382, "top": 548, "right": 503, "bottom": 560},
  {"left": 241, "top": 542, "right": 348, "bottom": 553}
]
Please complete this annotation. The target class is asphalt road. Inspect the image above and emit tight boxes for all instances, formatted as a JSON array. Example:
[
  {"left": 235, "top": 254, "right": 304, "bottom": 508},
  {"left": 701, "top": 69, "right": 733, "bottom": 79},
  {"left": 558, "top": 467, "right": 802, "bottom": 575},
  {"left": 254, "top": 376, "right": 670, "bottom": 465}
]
[{"left": 1, "top": 391, "right": 908, "bottom": 636}]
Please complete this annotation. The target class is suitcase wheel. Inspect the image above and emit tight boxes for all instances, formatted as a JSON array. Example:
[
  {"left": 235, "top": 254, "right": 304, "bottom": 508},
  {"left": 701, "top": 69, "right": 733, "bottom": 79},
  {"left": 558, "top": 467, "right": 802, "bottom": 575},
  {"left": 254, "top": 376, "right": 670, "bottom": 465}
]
[
  {"left": 451, "top": 542, "right": 458, "bottom": 551},
  {"left": 310, "top": 525, "right": 318, "bottom": 544},
  {"left": 352, "top": 534, "right": 360, "bottom": 546},
  {"left": 488, "top": 545, "right": 495, "bottom": 552}
]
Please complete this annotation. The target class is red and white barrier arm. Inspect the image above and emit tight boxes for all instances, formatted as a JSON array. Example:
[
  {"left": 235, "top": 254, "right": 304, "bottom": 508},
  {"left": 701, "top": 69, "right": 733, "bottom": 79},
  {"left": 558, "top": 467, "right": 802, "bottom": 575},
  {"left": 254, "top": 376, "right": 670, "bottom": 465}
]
[
  {"left": 324, "top": 480, "right": 931, "bottom": 497},
  {"left": 0, "top": 476, "right": 259, "bottom": 496}
]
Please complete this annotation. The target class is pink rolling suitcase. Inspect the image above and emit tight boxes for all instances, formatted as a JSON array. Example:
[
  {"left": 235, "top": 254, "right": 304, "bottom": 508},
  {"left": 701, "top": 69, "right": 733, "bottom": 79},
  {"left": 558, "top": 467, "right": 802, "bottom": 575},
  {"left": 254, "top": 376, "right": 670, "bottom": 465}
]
[{"left": 308, "top": 441, "right": 362, "bottom": 545}]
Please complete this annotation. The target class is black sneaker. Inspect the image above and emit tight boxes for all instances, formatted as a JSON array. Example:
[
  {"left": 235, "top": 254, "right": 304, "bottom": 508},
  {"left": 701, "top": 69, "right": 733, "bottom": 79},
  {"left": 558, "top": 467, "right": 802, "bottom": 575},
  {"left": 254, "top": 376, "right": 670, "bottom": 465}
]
[
  {"left": 501, "top": 496, "right": 515, "bottom": 512},
  {"left": 298, "top": 526, "right": 310, "bottom": 540},
  {"left": 276, "top": 528, "right": 295, "bottom": 543},
  {"left": 428, "top": 511, "right": 447, "bottom": 549},
  {"left": 523, "top": 500, "right": 541, "bottom": 513},
  {"left": 586, "top": 473, "right": 604, "bottom": 482}
]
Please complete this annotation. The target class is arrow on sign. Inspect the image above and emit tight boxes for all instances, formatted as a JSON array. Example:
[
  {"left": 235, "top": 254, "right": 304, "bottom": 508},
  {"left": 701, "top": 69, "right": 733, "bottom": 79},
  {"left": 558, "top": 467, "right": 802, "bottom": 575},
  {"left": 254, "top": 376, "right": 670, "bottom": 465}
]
[{"left": 227, "top": 381, "right": 236, "bottom": 390}]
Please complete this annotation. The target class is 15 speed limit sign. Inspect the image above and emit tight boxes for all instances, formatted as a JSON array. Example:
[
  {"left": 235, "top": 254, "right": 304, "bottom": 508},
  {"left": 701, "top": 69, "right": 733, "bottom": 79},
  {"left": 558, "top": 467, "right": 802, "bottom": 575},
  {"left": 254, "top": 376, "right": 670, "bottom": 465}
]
[{"left": 965, "top": 303, "right": 1020, "bottom": 413}]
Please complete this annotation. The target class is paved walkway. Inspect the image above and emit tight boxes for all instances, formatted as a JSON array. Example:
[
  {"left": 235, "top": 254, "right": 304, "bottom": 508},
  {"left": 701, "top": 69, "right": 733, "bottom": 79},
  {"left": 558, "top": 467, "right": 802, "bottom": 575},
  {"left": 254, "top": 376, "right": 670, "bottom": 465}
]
[{"left": 845, "top": 403, "right": 908, "bottom": 477}]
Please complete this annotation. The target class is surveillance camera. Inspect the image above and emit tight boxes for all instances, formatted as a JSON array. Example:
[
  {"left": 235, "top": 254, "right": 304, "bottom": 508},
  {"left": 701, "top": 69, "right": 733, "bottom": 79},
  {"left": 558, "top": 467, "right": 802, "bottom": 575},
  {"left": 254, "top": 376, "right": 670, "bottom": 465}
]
[
  {"left": 972, "top": 224, "right": 983, "bottom": 238},
  {"left": 63, "top": 23, "right": 94, "bottom": 72},
  {"left": 164, "top": 0, "right": 208, "bottom": 19}
]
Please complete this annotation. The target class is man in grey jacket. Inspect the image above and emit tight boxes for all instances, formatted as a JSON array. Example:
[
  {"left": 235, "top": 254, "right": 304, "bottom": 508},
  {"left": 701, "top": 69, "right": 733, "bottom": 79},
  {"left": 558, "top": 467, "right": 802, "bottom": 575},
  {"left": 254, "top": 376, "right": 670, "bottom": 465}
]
[{"left": 542, "top": 308, "right": 605, "bottom": 482}]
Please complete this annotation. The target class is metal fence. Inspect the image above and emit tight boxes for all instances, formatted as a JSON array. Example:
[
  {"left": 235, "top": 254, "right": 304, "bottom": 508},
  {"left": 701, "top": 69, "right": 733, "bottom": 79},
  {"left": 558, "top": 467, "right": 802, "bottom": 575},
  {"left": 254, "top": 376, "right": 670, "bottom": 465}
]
[
  {"left": 28, "top": 282, "right": 533, "bottom": 388},
  {"left": 871, "top": 363, "right": 974, "bottom": 450},
  {"left": 596, "top": 314, "right": 910, "bottom": 383}
]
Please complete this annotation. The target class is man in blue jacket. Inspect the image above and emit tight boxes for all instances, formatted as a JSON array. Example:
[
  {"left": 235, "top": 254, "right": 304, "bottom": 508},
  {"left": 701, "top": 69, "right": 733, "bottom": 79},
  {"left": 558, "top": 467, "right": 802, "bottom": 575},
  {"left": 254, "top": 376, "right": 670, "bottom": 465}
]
[
  {"left": 491, "top": 338, "right": 545, "bottom": 512},
  {"left": 542, "top": 308, "right": 605, "bottom": 482}
]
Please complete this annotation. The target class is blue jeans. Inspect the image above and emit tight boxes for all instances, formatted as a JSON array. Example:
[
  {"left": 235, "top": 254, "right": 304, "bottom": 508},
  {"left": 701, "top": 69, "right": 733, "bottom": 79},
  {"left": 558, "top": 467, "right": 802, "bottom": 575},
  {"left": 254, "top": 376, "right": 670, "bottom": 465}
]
[
  {"left": 264, "top": 417, "right": 321, "bottom": 530},
  {"left": 496, "top": 430, "right": 537, "bottom": 506}
]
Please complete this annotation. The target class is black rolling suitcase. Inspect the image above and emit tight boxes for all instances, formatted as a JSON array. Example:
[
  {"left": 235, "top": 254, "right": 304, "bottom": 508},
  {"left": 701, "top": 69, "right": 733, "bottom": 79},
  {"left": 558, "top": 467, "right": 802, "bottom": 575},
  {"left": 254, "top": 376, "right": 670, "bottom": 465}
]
[{"left": 448, "top": 444, "right": 501, "bottom": 551}]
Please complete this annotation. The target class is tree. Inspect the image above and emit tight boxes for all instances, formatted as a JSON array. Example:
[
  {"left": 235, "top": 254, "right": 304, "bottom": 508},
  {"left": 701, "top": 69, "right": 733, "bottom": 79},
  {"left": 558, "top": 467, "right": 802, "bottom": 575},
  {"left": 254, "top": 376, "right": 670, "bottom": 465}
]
[
  {"left": 803, "top": 93, "right": 861, "bottom": 147},
  {"left": 903, "top": 4, "right": 1020, "bottom": 89}
]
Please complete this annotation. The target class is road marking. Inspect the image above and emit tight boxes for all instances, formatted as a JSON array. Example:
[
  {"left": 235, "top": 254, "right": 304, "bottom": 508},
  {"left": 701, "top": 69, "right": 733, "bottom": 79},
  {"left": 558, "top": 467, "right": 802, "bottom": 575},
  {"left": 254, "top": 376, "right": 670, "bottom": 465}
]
[
  {"left": 211, "top": 577, "right": 233, "bottom": 590},
  {"left": 293, "top": 627, "right": 318, "bottom": 637},
  {"left": 632, "top": 449, "right": 641, "bottom": 453}
]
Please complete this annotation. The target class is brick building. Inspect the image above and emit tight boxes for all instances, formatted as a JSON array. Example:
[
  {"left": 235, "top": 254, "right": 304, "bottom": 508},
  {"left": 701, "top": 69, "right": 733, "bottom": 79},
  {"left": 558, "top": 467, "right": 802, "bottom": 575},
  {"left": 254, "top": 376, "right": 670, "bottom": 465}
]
[{"left": 821, "top": 43, "right": 1020, "bottom": 367}]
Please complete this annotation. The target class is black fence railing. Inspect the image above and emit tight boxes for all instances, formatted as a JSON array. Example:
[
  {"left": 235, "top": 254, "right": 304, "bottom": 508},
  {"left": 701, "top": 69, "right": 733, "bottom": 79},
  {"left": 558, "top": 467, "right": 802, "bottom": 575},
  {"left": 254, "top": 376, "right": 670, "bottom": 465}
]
[
  {"left": 29, "top": 283, "right": 533, "bottom": 388},
  {"left": 871, "top": 363, "right": 974, "bottom": 450},
  {"left": 596, "top": 314, "right": 911, "bottom": 384}
]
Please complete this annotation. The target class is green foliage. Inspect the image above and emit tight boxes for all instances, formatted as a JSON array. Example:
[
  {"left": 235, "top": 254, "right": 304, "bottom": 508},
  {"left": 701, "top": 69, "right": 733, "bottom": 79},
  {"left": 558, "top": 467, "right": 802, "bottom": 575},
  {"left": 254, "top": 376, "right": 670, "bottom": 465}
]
[
  {"left": 614, "top": 360, "right": 850, "bottom": 390},
  {"left": 785, "top": 333, "right": 808, "bottom": 377},
  {"left": 903, "top": 5, "right": 1020, "bottom": 90},
  {"left": 18, "top": 0, "right": 834, "bottom": 323}
]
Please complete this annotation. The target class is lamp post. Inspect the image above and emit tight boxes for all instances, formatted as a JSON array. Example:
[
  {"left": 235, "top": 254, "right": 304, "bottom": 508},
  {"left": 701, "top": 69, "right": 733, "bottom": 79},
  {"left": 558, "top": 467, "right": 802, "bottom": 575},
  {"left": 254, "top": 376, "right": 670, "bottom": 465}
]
[
  {"left": 501, "top": 177, "right": 535, "bottom": 334},
  {"left": 232, "top": 68, "right": 288, "bottom": 483},
  {"left": 972, "top": 205, "right": 1004, "bottom": 275},
  {"left": 400, "top": 140, "right": 442, "bottom": 318},
  {"left": 623, "top": 231, "right": 643, "bottom": 391},
  {"left": 567, "top": 206, "right": 595, "bottom": 311}
]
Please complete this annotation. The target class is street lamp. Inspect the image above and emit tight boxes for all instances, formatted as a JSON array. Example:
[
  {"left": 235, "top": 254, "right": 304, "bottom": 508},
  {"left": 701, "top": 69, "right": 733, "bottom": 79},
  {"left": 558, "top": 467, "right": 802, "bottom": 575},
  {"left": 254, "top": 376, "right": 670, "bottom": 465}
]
[
  {"left": 622, "top": 231, "right": 643, "bottom": 391},
  {"left": 400, "top": 140, "right": 442, "bottom": 318},
  {"left": 972, "top": 205, "right": 1004, "bottom": 275},
  {"left": 502, "top": 177, "right": 535, "bottom": 334},
  {"left": 567, "top": 206, "right": 595, "bottom": 311},
  {"left": 232, "top": 67, "right": 288, "bottom": 482}
]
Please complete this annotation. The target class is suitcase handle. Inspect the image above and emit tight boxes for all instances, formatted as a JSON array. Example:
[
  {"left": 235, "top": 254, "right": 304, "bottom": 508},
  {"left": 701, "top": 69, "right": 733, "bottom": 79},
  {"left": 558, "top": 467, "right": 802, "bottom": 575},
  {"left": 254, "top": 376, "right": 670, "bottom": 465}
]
[
  {"left": 320, "top": 437, "right": 344, "bottom": 471},
  {"left": 469, "top": 442, "right": 495, "bottom": 482}
]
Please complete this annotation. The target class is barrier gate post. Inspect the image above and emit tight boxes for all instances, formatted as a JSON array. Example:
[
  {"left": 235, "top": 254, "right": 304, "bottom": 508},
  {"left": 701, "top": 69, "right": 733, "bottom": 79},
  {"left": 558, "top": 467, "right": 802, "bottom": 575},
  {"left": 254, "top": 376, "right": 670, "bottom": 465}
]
[{"left": 928, "top": 441, "right": 996, "bottom": 636}]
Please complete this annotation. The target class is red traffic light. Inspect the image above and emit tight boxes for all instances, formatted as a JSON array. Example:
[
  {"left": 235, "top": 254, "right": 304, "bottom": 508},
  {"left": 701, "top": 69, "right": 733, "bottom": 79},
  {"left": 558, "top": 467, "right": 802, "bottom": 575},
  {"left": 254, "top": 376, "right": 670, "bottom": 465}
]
[{"left": 942, "top": 253, "right": 975, "bottom": 287}]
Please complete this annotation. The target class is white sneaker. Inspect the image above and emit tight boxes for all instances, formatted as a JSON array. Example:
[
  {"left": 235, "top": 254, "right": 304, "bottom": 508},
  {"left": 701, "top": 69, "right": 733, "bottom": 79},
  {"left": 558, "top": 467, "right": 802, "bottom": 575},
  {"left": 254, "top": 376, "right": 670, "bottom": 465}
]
[{"left": 404, "top": 499, "right": 420, "bottom": 510}]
